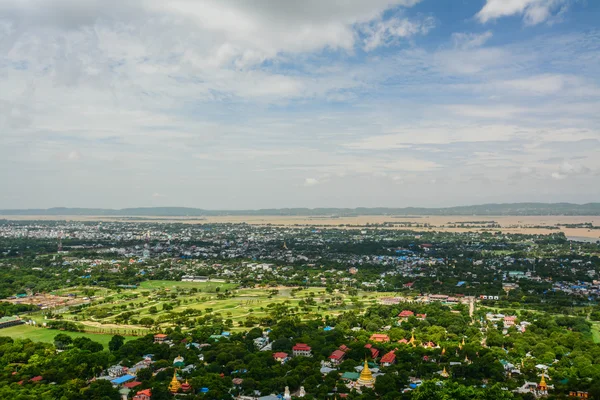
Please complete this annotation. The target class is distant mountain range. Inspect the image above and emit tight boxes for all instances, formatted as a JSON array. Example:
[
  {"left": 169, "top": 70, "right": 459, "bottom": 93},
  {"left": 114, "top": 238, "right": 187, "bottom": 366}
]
[{"left": 1, "top": 203, "right": 600, "bottom": 216}]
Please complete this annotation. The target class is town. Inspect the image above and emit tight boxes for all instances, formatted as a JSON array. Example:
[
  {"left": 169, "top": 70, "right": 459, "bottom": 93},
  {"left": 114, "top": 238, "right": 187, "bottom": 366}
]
[{"left": 1, "top": 219, "right": 600, "bottom": 399}]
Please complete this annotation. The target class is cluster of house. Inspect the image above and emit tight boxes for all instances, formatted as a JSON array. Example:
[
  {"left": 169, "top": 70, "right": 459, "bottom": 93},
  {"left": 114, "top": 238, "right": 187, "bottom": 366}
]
[
  {"left": 379, "top": 295, "right": 475, "bottom": 306},
  {"left": 271, "top": 343, "right": 313, "bottom": 364},
  {"left": 485, "top": 313, "right": 530, "bottom": 333},
  {"left": 102, "top": 355, "right": 154, "bottom": 400}
]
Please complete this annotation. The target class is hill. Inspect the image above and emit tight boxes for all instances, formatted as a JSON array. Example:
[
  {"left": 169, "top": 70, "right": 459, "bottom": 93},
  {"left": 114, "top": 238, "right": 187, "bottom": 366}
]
[{"left": 2, "top": 203, "right": 600, "bottom": 216}]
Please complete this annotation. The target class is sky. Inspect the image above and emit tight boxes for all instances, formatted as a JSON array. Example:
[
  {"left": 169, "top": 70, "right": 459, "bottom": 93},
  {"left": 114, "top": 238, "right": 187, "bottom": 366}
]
[{"left": 1, "top": 0, "right": 599, "bottom": 210}]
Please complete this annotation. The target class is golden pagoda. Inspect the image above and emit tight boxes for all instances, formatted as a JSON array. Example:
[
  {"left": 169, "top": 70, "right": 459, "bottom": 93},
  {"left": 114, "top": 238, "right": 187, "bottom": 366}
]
[
  {"left": 462, "top": 337, "right": 465, "bottom": 346},
  {"left": 441, "top": 347, "right": 446, "bottom": 356},
  {"left": 409, "top": 332, "right": 416, "bottom": 347},
  {"left": 169, "top": 370, "right": 182, "bottom": 393},
  {"left": 356, "top": 359, "right": 375, "bottom": 388},
  {"left": 440, "top": 367, "right": 449, "bottom": 378},
  {"left": 539, "top": 373, "right": 547, "bottom": 391}
]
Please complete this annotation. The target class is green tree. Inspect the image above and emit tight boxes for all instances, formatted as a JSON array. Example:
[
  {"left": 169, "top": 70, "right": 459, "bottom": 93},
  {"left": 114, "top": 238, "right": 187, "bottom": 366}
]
[
  {"left": 54, "top": 333, "right": 72, "bottom": 349},
  {"left": 108, "top": 335, "right": 125, "bottom": 352}
]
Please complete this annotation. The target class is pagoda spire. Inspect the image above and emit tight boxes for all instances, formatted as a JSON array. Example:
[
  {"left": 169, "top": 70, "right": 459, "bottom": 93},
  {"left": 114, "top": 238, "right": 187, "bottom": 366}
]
[
  {"left": 356, "top": 358, "right": 375, "bottom": 387},
  {"left": 168, "top": 369, "right": 182, "bottom": 393}
]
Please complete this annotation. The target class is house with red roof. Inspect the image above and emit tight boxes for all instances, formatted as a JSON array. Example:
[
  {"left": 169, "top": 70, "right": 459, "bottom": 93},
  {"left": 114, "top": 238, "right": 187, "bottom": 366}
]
[
  {"left": 153, "top": 334, "right": 168, "bottom": 343},
  {"left": 133, "top": 389, "right": 151, "bottom": 400},
  {"left": 398, "top": 310, "right": 414, "bottom": 318},
  {"left": 380, "top": 350, "right": 396, "bottom": 366},
  {"left": 292, "top": 343, "right": 312, "bottom": 357},
  {"left": 338, "top": 344, "right": 350, "bottom": 353},
  {"left": 29, "top": 376, "right": 43, "bottom": 383},
  {"left": 369, "top": 334, "right": 390, "bottom": 343},
  {"left": 273, "top": 352, "right": 289, "bottom": 362},
  {"left": 504, "top": 316, "right": 517, "bottom": 327},
  {"left": 416, "top": 313, "right": 427, "bottom": 320},
  {"left": 364, "top": 343, "right": 380, "bottom": 359},
  {"left": 123, "top": 381, "right": 142, "bottom": 389},
  {"left": 329, "top": 349, "right": 346, "bottom": 365}
]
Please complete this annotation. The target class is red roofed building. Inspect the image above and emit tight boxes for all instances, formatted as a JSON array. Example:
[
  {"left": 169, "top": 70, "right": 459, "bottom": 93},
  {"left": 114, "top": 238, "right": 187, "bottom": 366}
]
[
  {"left": 504, "top": 316, "right": 517, "bottom": 327},
  {"left": 29, "top": 376, "right": 43, "bottom": 382},
  {"left": 133, "top": 389, "right": 151, "bottom": 400},
  {"left": 416, "top": 313, "right": 427, "bottom": 320},
  {"left": 380, "top": 350, "right": 396, "bottom": 366},
  {"left": 398, "top": 310, "right": 414, "bottom": 318},
  {"left": 329, "top": 349, "right": 346, "bottom": 364},
  {"left": 292, "top": 343, "right": 312, "bottom": 357},
  {"left": 273, "top": 352, "right": 289, "bottom": 362},
  {"left": 338, "top": 344, "right": 350, "bottom": 352},
  {"left": 369, "top": 334, "right": 390, "bottom": 343},
  {"left": 123, "top": 381, "right": 142, "bottom": 389},
  {"left": 153, "top": 334, "right": 168, "bottom": 343},
  {"left": 404, "top": 282, "right": 415, "bottom": 288},
  {"left": 364, "top": 344, "right": 380, "bottom": 359}
]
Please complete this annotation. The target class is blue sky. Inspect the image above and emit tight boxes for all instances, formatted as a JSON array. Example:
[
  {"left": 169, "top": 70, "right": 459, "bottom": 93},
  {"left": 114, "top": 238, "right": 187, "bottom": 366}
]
[{"left": 1, "top": 0, "right": 599, "bottom": 209}]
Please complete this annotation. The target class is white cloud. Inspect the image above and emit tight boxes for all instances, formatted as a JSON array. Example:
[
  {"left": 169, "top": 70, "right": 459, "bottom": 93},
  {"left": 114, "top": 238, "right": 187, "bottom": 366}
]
[
  {"left": 304, "top": 178, "right": 319, "bottom": 187},
  {"left": 451, "top": 31, "right": 493, "bottom": 49},
  {"left": 362, "top": 15, "right": 435, "bottom": 51},
  {"left": 551, "top": 172, "right": 566, "bottom": 180},
  {"left": 476, "top": 0, "right": 571, "bottom": 25},
  {"left": 67, "top": 150, "right": 81, "bottom": 161}
]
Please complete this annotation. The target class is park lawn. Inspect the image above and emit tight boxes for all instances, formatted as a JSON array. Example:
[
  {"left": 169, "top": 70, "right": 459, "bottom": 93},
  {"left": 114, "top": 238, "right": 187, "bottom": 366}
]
[
  {"left": 0, "top": 324, "right": 135, "bottom": 349},
  {"left": 591, "top": 322, "right": 600, "bottom": 344},
  {"left": 139, "top": 280, "right": 237, "bottom": 292}
]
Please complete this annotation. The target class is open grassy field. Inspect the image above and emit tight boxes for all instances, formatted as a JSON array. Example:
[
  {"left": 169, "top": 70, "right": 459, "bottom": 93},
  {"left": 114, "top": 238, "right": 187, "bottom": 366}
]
[
  {"left": 16, "top": 280, "right": 399, "bottom": 338},
  {"left": 0, "top": 324, "right": 134, "bottom": 348},
  {"left": 139, "top": 280, "right": 237, "bottom": 292},
  {"left": 591, "top": 322, "right": 600, "bottom": 344}
]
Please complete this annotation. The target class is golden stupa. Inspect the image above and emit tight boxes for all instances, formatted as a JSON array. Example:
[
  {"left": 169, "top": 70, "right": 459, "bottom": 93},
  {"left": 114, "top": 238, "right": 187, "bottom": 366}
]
[
  {"left": 539, "top": 373, "right": 547, "bottom": 391},
  {"left": 168, "top": 370, "right": 182, "bottom": 393},
  {"left": 441, "top": 367, "right": 449, "bottom": 378},
  {"left": 409, "top": 332, "right": 416, "bottom": 347},
  {"left": 356, "top": 359, "right": 375, "bottom": 387}
]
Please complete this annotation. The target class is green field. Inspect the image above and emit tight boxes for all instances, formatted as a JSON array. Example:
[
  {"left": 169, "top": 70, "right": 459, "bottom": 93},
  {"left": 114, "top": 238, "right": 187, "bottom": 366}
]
[
  {"left": 591, "top": 322, "right": 600, "bottom": 343},
  {"left": 0, "top": 324, "right": 134, "bottom": 348},
  {"left": 4, "top": 280, "right": 400, "bottom": 341},
  {"left": 139, "top": 280, "right": 237, "bottom": 292}
]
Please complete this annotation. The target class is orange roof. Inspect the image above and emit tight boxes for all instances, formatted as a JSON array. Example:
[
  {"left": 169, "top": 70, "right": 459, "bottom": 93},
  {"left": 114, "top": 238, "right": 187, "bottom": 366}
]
[
  {"left": 380, "top": 350, "right": 396, "bottom": 364},
  {"left": 329, "top": 350, "right": 345, "bottom": 360},
  {"left": 136, "top": 389, "right": 152, "bottom": 396},
  {"left": 369, "top": 334, "right": 390, "bottom": 342},
  {"left": 154, "top": 334, "right": 168, "bottom": 338},
  {"left": 293, "top": 343, "right": 311, "bottom": 351}
]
